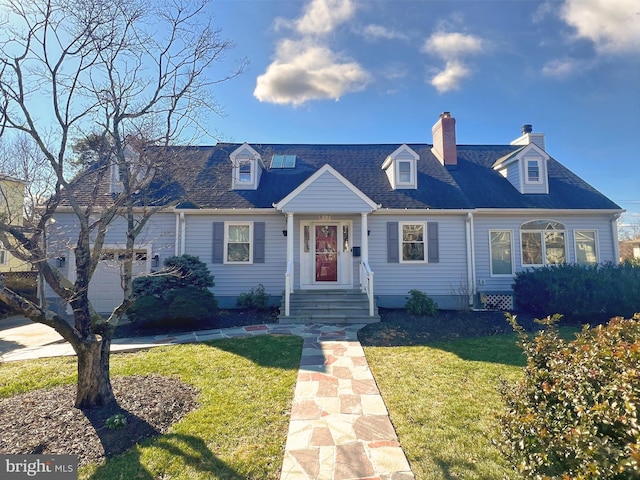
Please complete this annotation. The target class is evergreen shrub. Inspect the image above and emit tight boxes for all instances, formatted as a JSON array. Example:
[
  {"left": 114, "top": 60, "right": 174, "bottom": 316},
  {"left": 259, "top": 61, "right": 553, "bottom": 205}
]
[
  {"left": 513, "top": 262, "right": 640, "bottom": 322},
  {"left": 405, "top": 289, "right": 438, "bottom": 316},
  {"left": 497, "top": 313, "right": 640, "bottom": 479}
]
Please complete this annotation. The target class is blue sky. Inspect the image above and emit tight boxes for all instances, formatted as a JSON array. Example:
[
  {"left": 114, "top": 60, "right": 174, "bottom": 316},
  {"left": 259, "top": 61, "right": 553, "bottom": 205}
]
[{"left": 204, "top": 0, "right": 639, "bottom": 229}]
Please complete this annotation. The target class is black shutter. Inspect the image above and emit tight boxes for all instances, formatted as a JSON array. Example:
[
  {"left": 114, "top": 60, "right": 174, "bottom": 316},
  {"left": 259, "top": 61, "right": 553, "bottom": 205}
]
[
  {"left": 212, "top": 222, "right": 224, "bottom": 263},
  {"left": 387, "top": 222, "right": 399, "bottom": 263},
  {"left": 427, "top": 222, "right": 439, "bottom": 263},
  {"left": 254, "top": 222, "right": 265, "bottom": 263}
]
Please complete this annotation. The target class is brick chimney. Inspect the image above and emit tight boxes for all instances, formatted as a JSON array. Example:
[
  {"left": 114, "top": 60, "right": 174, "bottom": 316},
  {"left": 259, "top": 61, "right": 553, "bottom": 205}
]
[{"left": 432, "top": 112, "right": 457, "bottom": 167}]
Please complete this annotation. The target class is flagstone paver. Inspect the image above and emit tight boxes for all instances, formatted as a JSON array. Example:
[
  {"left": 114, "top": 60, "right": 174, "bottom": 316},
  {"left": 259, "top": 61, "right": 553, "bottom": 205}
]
[
  {"left": 280, "top": 324, "right": 414, "bottom": 480},
  {"left": 3, "top": 321, "right": 415, "bottom": 479}
]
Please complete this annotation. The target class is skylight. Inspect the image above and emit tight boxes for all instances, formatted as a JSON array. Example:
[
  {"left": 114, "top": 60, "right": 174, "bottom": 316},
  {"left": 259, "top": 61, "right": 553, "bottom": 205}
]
[{"left": 271, "top": 154, "right": 296, "bottom": 169}]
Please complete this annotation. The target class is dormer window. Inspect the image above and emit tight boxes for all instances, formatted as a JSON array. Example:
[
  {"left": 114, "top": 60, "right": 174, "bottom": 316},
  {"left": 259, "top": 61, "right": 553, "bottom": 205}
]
[
  {"left": 230, "top": 143, "right": 263, "bottom": 190},
  {"left": 238, "top": 161, "right": 252, "bottom": 184},
  {"left": 382, "top": 144, "right": 419, "bottom": 190},
  {"left": 526, "top": 159, "right": 540, "bottom": 183},
  {"left": 493, "top": 143, "right": 549, "bottom": 194},
  {"left": 398, "top": 161, "right": 413, "bottom": 184}
]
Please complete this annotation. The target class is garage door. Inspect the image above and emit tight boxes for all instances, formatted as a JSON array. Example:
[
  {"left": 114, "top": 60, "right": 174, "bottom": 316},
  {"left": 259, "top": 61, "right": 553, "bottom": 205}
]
[{"left": 88, "top": 250, "right": 147, "bottom": 313}]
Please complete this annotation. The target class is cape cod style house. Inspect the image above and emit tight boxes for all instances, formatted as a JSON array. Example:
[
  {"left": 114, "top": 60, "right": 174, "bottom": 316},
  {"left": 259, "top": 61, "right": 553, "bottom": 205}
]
[{"left": 45, "top": 113, "right": 623, "bottom": 321}]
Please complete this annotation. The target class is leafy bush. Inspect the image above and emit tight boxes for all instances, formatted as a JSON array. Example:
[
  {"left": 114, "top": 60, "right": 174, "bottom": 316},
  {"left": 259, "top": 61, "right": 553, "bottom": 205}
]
[
  {"left": 129, "top": 255, "right": 216, "bottom": 328},
  {"left": 405, "top": 289, "right": 438, "bottom": 316},
  {"left": 166, "top": 286, "right": 218, "bottom": 323},
  {"left": 497, "top": 313, "right": 640, "bottom": 479},
  {"left": 132, "top": 254, "right": 214, "bottom": 300},
  {"left": 236, "top": 284, "right": 269, "bottom": 311},
  {"left": 513, "top": 262, "right": 640, "bottom": 322}
]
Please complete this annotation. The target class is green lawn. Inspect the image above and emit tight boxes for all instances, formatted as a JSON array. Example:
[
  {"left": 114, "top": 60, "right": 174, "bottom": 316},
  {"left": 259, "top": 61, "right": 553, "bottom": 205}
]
[
  {"left": 365, "top": 334, "right": 526, "bottom": 480},
  {"left": 1, "top": 335, "right": 302, "bottom": 480}
]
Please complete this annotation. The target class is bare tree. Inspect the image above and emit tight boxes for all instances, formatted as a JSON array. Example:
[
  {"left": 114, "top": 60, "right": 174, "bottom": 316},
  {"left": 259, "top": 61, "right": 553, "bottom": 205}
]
[{"left": 0, "top": 0, "right": 244, "bottom": 408}]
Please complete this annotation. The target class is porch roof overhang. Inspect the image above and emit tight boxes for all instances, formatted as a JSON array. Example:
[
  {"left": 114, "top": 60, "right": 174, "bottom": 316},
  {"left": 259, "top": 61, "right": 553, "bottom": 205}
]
[{"left": 273, "top": 164, "right": 381, "bottom": 214}]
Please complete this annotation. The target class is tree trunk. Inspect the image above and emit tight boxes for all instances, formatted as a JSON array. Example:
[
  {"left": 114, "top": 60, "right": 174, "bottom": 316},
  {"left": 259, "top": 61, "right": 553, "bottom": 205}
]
[{"left": 75, "top": 335, "right": 115, "bottom": 409}]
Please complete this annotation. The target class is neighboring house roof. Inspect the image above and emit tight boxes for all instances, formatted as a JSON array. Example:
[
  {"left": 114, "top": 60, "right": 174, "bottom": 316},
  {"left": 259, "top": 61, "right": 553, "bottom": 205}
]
[{"left": 61, "top": 142, "right": 621, "bottom": 212}]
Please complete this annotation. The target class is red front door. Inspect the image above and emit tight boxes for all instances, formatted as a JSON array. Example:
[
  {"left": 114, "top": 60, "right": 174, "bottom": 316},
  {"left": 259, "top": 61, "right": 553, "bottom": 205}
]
[{"left": 315, "top": 225, "right": 338, "bottom": 282}]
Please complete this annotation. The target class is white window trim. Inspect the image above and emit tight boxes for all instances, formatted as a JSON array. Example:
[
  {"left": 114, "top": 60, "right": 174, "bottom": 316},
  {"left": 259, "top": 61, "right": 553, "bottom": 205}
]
[
  {"left": 489, "top": 229, "right": 515, "bottom": 277},
  {"left": 573, "top": 229, "right": 599, "bottom": 265},
  {"left": 224, "top": 221, "right": 253, "bottom": 264},
  {"left": 520, "top": 228, "right": 566, "bottom": 267},
  {"left": 395, "top": 160, "right": 415, "bottom": 186},
  {"left": 399, "top": 221, "right": 428, "bottom": 264},
  {"left": 524, "top": 158, "right": 543, "bottom": 185},
  {"left": 235, "top": 160, "right": 254, "bottom": 185}
]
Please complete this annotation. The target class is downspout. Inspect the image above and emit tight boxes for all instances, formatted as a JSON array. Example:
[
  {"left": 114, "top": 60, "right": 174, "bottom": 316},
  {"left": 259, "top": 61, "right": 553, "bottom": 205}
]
[
  {"left": 466, "top": 212, "right": 476, "bottom": 307},
  {"left": 612, "top": 212, "right": 622, "bottom": 264},
  {"left": 174, "top": 213, "right": 180, "bottom": 256},
  {"left": 180, "top": 212, "right": 186, "bottom": 256}
]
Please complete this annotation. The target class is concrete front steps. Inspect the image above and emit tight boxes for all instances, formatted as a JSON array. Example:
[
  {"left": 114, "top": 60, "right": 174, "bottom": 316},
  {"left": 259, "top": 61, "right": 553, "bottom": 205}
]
[{"left": 278, "top": 289, "right": 380, "bottom": 324}]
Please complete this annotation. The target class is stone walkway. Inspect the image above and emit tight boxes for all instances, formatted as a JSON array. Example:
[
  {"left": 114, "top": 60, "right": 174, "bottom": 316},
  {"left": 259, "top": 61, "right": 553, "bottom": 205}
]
[
  {"left": 280, "top": 324, "right": 414, "bottom": 480},
  {"left": 1, "top": 321, "right": 415, "bottom": 479}
]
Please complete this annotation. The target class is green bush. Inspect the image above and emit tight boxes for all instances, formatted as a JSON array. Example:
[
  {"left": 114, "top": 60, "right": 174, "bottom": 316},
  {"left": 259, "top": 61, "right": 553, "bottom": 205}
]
[
  {"left": 497, "top": 313, "right": 640, "bottom": 479},
  {"left": 132, "top": 254, "right": 214, "bottom": 300},
  {"left": 405, "top": 289, "right": 438, "bottom": 316},
  {"left": 129, "top": 255, "right": 216, "bottom": 329},
  {"left": 166, "top": 286, "right": 218, "bottom": 323},
  {"left": 236, "top": 284, "right": 269, "bottom": 311},
  {"left": 513, "top": 263, "right": 640, "bottom": 322}
]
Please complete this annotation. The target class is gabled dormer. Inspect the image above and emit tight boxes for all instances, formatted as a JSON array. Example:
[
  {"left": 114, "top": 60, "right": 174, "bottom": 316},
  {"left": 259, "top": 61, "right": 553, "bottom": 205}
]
[
  {"left": 381, "top": 144, "right": 419, "bottom": 190},
  {"left": 493, "top": 142, "right": 550, "bottom": 194},
  {"left": 230, "top": 143, "right": 263, "bottom": 190}
]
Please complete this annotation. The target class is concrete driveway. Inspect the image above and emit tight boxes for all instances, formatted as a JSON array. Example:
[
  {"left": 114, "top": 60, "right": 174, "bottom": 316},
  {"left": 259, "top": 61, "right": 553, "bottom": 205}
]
[{"left": 0, "top": 316, "right": 63, "bottom": 356}]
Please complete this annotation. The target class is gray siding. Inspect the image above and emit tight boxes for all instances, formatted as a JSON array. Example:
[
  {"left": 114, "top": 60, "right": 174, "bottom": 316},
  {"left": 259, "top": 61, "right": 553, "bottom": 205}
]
[
  {"left": 473, "top": 213, "right": 617, "bottom": 293},
  {"left": 283, "top": 171, "right": 374, "bottom": 213},
  {"left": 368, "top": 214, "right": 468, "bottom": 303},
  {"left": 182, "top": 213, "right": 286, "bottom": 305}
]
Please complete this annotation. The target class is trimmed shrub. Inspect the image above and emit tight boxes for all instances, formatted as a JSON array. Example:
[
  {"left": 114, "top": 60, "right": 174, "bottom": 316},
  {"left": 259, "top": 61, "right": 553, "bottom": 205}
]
[
  {"left": 132, "top": 254, "right": 214, "bottom": 300},
  {"left": 405, "top": 289, "right": 438, "bottom": 316},
  {"left": 497, "top": 313, "right": 640, "bottom": 479},
  {"left": 129, "top": 255, "right": 216, "bottom": 328},
  {"left": 236, "top": 284, "right": 269, "bottom": 311},
  {"left": 513, "top": 262, "right": 640, "bottom": 322}
]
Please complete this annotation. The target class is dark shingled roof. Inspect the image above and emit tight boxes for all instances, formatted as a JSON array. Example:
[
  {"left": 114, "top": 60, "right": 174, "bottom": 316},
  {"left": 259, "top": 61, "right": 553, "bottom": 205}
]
[{"left": 62, "top": 143, "right": 621, "bottom": 211}]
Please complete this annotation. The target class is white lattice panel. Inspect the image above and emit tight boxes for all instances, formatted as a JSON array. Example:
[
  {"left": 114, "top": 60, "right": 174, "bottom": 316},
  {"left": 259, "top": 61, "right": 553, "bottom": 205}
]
[{"left": 482, "top": 293, "right": 513, "bottom": 311}]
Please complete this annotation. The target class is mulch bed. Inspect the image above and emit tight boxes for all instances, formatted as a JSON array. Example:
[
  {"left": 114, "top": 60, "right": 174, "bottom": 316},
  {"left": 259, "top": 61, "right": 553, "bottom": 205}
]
[{"left": 0, "top": 376, "right": 199, "bottom": 466}]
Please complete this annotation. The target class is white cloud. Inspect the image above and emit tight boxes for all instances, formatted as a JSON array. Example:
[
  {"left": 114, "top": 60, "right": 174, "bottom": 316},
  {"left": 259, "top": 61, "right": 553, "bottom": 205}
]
[
  {"left": 254, "top": 40, "right": 370, "bottom": 105},
  {"left": 430, "top": 61, "right": 470, "bottom": 93},
  {"left": 423, "top": 32, "right": 484, "bottom": 58},
  {"left": 541, "top": 57, "right": 590, "bottom": 79},
  {"left": 294, "top": 0, "right": 355, "bottom": 36},
  {"left": 255, "top": 0, "right": 369, "bottom": 106},
  {"left": 361, "top": 24, "right": 408, "bottom": 41},
  {"left": 422, "top": 31, "right": 484, "bottom": 93},
  {"left": 561, "top": 0, "right": 640, "bottom": 53}
]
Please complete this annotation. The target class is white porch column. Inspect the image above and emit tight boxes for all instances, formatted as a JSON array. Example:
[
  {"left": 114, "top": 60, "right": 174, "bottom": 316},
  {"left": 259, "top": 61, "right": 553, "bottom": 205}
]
[
  {"left": 361, "top": 213, "right": 369, "bottom": 264},
  {"left": 287, "top": 212, "right": 294, "bottom": 288}
]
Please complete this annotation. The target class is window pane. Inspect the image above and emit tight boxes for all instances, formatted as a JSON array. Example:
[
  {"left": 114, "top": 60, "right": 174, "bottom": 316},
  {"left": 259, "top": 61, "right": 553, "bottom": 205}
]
[
  {"left": 398, "top": 161, "right": 411, "bottom": 183},
  {"left": 227, "top": 243, "right": 250, "bottom": 262},
  {"left": 527, "top": 160, "right": 539, "bottom": 182},
  {"left": 402, "top": 224, "right": 424, "bottom": 261},
  {"left": 545, "top": 232, "right": 565, "bottom": 264},
  {"left": 229, "top": 225, "right": 249, "bottom": 242},
  {"left": 491, "top": 231, "right": 512, "bottom": 275},
  {"left": 575, "top": 231, "right": 597, "bottom": 265},
  {"left": 522, "top": 232, "right": 542, "bottom": 265},
  {"left": 238, "top": 162, "right": 251, "bottom": 182}
]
